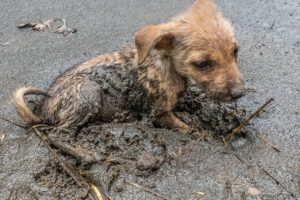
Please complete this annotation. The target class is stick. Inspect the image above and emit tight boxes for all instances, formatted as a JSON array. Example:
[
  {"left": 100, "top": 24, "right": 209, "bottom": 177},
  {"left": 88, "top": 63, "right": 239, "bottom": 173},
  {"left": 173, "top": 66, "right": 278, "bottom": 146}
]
[
  {"left": 32, "top": 127, "right": 86, "bottom": 187},
  {"left": 221, "top": 138, "right": 246, "bottom": 164},
  {"left": 127, "top": 181, "right": 169, "bottom": 200},
  {"left": 47, "top": 135, "right": 102, "bottom": 164},
  {"left": 226, "top": 98, "right": 274, "bottom": 141},
  {"left": 243, "top": 88, "right": 256, "bottom": 93},
  {"left": 256, "top": 164, "right": 296, "bottom": 198},
  {"left": 257, "top": 134, "right": 280, "bottom": 152},
  {"left": 0, "top": 116, "right": 27, "bottom": 128},
  {"left": 3, "top": 116, "right": 103, "bottom": 199},
  {"left": 34, "top": 128, "right": 108, "bottom": 200},
  {"left": 221, "top": 136, "right": 231, "bottom": 150}
]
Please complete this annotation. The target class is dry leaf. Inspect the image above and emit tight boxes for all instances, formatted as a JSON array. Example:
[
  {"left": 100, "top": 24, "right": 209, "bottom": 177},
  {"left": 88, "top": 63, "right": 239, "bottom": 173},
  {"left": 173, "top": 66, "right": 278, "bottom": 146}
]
[
  {"left": 17, "top": 18, "right": 77, "bottom": 36},
  {"left": 192, "top": 191, "right": 205, "bottom": 196}
]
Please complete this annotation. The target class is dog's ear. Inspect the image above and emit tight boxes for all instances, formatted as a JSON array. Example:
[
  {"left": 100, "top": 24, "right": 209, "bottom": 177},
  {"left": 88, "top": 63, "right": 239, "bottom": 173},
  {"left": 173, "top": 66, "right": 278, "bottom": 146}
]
[
  {"left": 191, "top": 0, "right": 215, "bottom": 6},
  {"left": 189, "top": 0, "right": 216, "bottom": 13},
  {"left": 135, "top": 24, "right": 175, "bottom": 65}
]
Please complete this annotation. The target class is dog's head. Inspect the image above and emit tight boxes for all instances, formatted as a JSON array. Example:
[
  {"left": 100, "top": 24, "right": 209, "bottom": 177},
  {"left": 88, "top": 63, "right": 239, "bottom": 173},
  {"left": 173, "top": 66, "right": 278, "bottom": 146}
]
[{"left": 135, "top": 0, "right": 244, "bottom": 101}]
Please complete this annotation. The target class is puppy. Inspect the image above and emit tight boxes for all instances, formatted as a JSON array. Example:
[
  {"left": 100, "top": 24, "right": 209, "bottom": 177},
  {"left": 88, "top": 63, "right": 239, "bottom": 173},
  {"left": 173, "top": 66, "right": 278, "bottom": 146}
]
[{"left": 13, "top": 0, "right": 244, "bottom": 133}]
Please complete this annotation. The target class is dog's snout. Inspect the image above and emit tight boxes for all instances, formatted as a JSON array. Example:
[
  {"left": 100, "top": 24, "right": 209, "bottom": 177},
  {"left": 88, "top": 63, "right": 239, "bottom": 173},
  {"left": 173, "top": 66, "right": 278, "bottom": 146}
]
[{"left": 230, "top": 85, "right": 244, "bottom": 99}]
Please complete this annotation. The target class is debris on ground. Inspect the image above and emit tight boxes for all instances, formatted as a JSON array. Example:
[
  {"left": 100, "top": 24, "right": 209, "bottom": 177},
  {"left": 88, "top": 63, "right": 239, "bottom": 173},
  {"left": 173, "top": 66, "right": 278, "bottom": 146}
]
[
  {"left": 0, "top": 133, "right": 5, "bottom": 142},
  {"left": 0, "top": 42, "right": 9, "bottom": 47},
  {"left": 225, "top": 98, "right": 274, "bottom": 141},
  {"left": 17, "top": 18, "right": 77, "bottom": 36},
  {"left": 192, "top": 191, "right": 206, "bottom": 197}
]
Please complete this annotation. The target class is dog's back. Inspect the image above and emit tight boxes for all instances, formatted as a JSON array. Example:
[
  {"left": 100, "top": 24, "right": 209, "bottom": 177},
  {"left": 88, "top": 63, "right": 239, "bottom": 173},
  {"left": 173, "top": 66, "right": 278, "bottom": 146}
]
[{"left": 13, "top": 48, "right": 147, "bottom": 127}]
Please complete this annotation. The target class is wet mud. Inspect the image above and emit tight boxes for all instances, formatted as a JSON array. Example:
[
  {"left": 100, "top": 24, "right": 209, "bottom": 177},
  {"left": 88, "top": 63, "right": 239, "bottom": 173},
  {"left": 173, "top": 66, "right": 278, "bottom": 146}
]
[{"left": 29, "top": 84, "right": 250, "bottom": 200}]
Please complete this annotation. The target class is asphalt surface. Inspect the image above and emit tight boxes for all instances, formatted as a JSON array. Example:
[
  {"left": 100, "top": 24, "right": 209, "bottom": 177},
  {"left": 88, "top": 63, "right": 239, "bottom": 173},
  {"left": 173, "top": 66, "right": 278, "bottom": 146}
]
[{"left": 0, "top": 0, "right": 299, "bottom": 199}]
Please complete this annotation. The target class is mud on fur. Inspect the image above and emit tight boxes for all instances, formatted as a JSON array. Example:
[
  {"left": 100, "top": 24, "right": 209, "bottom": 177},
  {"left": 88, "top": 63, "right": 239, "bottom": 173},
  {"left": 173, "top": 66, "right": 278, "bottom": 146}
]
[{"left": 13, "top": 0, "right": 244, "bottom": 133}]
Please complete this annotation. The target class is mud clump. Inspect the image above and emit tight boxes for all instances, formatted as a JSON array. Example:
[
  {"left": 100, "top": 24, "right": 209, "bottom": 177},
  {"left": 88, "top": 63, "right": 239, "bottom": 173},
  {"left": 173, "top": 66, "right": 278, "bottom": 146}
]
[
  {"left": 32, "top": 85, "right": 249, "bottom": 199},
  {"left": 136, "top": 151, "right": 164, "bottom": 171},
  {"left": 176, "top": 85, "right": 246, "bottom": 136}
]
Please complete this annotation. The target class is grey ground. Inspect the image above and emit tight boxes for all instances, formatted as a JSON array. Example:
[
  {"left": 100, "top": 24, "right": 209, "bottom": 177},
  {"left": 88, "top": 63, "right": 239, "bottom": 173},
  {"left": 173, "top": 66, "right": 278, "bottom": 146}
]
[{"left": 0, "top": 0, "right": 299, "bottom": 199}]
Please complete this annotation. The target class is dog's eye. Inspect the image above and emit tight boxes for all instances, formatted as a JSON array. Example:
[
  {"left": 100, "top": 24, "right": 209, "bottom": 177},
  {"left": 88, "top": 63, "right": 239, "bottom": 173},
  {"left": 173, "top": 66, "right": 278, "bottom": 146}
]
[
  {"left": 193, "top": 60, "right": 211, "bottom": 70},
  {"left": 233, "top": 47, "right": 239, "bottom": 58}
]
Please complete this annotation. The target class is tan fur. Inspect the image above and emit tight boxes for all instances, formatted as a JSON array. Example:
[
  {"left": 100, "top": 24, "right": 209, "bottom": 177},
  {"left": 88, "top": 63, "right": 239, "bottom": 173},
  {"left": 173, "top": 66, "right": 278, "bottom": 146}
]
[
  {"left": 13, "top": 87, "right": 48, "bottom": 125},
  {"left": 13, "top": 0, "right": 244, "bottom": 132},
  {"left": 134, "top": 0, "right": 244, "bottom": 131}
]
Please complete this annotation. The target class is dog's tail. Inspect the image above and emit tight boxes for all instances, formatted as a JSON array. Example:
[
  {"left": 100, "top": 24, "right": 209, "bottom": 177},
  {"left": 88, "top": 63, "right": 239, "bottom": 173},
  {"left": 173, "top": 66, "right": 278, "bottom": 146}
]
[{"left": 13, "top": 87, "right": 49, "bottom": 125}]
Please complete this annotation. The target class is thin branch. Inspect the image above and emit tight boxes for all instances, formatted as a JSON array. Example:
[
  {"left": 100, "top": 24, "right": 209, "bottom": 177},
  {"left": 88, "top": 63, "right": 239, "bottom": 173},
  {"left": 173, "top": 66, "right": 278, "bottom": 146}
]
[
  {"left": 256, "top": 164, "right": 296, "bottom": 198},
  {"left": 47, "top": 135, "right": 102, "bottom": 164},
  {"left": 226, "top": 98, "right": 274, "bottom": 141},
  {"left": 32, "top": 127, "right": 85, "bottom": 187},
  {"left": 257, "top": 134, "right": 280, "bottom": 152},
  {"left": 0, "top": 116, "right": 27, "bottom": 128},
  {"left": 243, "top": 88, "right": 257, "bottom": 93}
]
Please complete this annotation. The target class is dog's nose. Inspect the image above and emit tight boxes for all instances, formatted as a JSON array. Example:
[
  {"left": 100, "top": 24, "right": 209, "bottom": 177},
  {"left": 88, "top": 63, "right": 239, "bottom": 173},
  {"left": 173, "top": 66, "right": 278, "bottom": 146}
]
[{"left": 230, "top": 87, "right": 244, "bottom": 99}]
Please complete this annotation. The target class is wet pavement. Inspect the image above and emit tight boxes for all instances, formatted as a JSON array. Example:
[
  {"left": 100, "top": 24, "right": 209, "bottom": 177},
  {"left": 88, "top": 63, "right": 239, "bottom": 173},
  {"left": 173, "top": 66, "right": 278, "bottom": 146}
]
[{"left": 0, "top": 0, "right": 299, "bottom": 199}]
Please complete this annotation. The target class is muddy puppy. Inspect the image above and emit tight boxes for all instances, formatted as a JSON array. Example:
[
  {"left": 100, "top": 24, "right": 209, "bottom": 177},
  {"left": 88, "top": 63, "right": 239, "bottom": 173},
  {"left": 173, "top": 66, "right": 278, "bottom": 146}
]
[{"left": 13, "top": 0, "right": 244, "bottom": 133}]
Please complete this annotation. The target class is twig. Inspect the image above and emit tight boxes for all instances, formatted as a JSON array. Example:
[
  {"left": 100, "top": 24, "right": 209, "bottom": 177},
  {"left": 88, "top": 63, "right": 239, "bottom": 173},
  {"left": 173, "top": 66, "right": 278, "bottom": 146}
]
[
  {"left": 127, "top": 181, "right": 169, "bottom": 200},
  {"left": 226, "top": 98, "right": 274, "bottom": 141},
  {"left": 24, "top": 124, "right": 53, "bottom": 135},
  {"left": 0, "top": 116, "right": 27, "bottom": 128},
  {"left": 2, "top": 116, "right": 103, "bottom": 199},
  {"left": 32, "top": 127, "right": 95, "bottom": 200},
  {"left": 243, "top": 88, "right": 257, "bottom": 93},
  {"left": 47, "top": 135, "right": 102, "bottom": 164},
  {"left": 221, "top": 138, "right": 246, "bottom": 164},
  {"left": 257, "top": 134, "right": 280, "bottom": 152},
  {"left": 221, "top": 136, "right": 230, "bottom": 150},
  {"left": 32, "top": 127, "right": 85, "bottom": 187},
  {"left": 33, "top": 127, "right": 108, "bottom": 200},
  {"left": 256, "top": 164, "right": 296, "bottom": 198}
]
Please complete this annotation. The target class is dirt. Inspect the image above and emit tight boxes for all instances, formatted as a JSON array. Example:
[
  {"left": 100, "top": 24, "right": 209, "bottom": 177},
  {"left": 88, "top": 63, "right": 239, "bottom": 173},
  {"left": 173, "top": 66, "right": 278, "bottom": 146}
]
[{"left": 25, "top": 85, "right": 251, "bottom": 200}]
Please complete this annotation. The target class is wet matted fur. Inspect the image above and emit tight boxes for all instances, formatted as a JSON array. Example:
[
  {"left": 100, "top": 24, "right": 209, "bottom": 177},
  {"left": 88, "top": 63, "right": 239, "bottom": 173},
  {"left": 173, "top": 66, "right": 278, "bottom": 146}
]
[{"left": 13, "top": 0, "right": 244, "bottom": 133}]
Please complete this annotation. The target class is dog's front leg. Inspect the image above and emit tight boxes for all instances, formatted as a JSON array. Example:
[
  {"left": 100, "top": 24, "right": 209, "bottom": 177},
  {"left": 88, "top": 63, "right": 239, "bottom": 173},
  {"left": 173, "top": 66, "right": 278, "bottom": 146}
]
[{"left": 155, "top": 112, "right": 192, "bottom": 133}]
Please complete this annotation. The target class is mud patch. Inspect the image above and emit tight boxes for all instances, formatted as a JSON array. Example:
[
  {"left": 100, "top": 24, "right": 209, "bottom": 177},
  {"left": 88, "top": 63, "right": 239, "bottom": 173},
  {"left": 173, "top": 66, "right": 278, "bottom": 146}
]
[
  {"left": 35, "top": 162, "right": 88, "bottom": 200},
  {"left": 34, "top": 124, "right": 184, "bottom": 199},
  {"left": 176, "top": 85, "right": 247, "bottom": 136},
  {"left": 30, "top": 85, "right": 252, "bottom": 199}
]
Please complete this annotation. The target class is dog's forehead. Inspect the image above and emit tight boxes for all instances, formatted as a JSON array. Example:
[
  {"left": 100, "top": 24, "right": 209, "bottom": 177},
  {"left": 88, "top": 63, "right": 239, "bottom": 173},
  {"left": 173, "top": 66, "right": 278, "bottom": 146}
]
[
  {"left": 174, "top": 0, "right": 236, "bottom": 45},
  {"left": 175, "top": 20, "right": 236, "bottom": 55}
]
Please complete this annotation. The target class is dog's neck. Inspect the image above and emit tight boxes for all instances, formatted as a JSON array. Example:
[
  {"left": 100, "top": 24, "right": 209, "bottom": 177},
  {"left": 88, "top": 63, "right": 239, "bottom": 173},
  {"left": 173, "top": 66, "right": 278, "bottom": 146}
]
[{"left": 133, "top": 48, "right": 186, "bottom": 113}]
